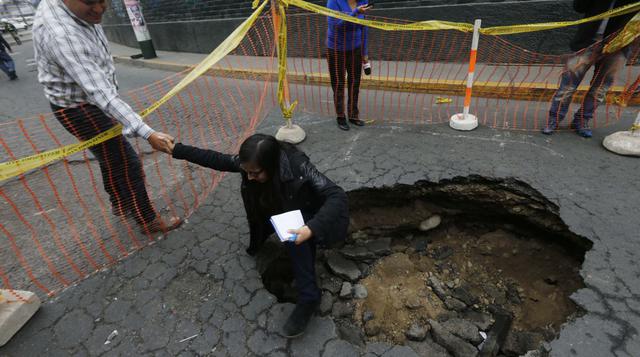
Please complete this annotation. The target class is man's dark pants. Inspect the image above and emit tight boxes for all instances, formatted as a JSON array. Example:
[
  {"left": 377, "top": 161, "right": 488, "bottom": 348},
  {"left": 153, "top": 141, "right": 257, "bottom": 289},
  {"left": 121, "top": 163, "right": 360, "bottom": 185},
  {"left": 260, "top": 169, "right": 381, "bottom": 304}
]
[{"left": 51, "top": 104, "right": 156, "bottom": 226}]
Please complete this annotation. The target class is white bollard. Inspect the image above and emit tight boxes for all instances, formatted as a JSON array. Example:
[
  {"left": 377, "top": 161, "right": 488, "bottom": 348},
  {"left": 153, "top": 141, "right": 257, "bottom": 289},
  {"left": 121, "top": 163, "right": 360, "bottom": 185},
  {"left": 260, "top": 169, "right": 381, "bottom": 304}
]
[
  {"left": 450, "top": 19, "right": 481, "bottom": 131},
  {"left": 603, "top": 111, "right": 640, "bottom": 157}
]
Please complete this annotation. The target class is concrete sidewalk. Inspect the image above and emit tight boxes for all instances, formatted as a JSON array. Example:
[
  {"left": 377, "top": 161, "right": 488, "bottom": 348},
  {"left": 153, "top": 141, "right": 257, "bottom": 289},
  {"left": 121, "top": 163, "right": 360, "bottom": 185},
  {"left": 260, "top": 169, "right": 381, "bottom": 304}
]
[{"left": 110, "top": 43, "right": 640, "bottom": 106}]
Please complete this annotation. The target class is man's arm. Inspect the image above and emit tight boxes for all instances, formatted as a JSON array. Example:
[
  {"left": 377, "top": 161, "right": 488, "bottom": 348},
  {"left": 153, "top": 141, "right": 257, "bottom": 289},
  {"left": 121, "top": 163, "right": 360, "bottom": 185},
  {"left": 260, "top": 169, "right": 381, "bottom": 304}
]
[{"left": 42, "top": 31, "right": 175, "bottom": 152}]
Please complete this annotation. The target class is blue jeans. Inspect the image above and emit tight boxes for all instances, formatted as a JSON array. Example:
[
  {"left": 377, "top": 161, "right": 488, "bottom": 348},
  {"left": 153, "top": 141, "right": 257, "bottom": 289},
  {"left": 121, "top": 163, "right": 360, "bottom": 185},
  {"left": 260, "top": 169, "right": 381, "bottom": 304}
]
[
  {"left": 285, "top": 239, "right": 321, "bottom": 304},
  {"left": 548, "top": 43, "right": 627, "bottom": 128},
  {"left": 0, "top": 49, "right": 16, "bottom": 77}
]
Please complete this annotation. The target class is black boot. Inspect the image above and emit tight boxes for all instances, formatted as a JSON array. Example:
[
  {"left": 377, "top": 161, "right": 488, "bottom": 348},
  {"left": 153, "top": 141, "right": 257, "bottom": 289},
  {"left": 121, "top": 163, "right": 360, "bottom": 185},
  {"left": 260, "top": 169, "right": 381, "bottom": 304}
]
[
  {"left": 282, "top": 301, "right": 319, "bottom": 338},
  {"left": 337, "top": 116, "right": 349, "bottom": 131},
  {"left": 9, "top": 71, "right": 17, "bottom": 80}
]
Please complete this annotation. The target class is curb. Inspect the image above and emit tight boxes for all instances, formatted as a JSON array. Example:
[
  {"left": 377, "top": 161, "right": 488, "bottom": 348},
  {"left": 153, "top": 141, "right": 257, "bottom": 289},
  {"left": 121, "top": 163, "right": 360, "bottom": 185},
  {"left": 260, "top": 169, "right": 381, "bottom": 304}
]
[{"left": 114, "top": 55, "right": 639, "bottom": 106}]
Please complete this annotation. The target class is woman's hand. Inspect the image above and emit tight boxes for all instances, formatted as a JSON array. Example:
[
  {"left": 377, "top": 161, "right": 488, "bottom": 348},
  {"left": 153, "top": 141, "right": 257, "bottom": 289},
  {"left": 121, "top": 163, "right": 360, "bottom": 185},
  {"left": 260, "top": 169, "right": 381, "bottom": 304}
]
[
  {"left": 356, "top": 4, "right": 371, "bottom": 13},
  {"left": 288, "top": 226, "right": 313, "bottom": 245}
]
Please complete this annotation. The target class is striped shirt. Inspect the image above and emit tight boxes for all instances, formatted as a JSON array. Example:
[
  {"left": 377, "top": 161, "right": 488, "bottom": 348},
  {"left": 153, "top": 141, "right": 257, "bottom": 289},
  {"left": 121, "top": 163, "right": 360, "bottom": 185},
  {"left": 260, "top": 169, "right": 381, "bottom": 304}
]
[{"left": 33, "top": 0, "right": 154, "bottom": 139}]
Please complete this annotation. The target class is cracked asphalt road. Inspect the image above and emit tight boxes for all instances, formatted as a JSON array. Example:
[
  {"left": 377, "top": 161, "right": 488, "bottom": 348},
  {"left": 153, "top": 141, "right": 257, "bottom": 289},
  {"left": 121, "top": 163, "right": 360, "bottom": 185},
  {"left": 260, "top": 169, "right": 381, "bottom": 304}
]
[{"left": 2, "top": 105, "right": 640, "bottom": 356}]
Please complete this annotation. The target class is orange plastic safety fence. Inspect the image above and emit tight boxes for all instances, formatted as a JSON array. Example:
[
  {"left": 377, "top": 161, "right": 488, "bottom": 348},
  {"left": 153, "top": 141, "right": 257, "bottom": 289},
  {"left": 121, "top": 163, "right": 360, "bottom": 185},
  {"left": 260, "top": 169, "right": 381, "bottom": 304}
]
[
  {"left": 281, "top": 9, "right": 640, "bottom": 130},
  {"left": 2, "top": 9, "right": 640, "bottom": 300},
  {"left": 0, "top": 14, "right": 279, "bottom": 297}
]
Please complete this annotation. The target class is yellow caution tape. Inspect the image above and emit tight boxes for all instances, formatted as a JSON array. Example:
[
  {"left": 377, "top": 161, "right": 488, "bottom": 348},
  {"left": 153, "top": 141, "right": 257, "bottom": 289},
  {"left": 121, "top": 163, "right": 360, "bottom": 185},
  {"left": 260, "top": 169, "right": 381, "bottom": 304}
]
[
  {"left": 139, "top": 0, "right": 268, "bottom": 119},
  {"left": 605, "top": 12, "right": 640, "bottom": 53},
  {"left": 482, "top": 2, "right": 640, "bottom": 35},
  {"left": 2, "top": 0, "right": 639, "bottom": 181},
  {"left": 276, "top": 0, "right": 299, "bottom": 120},
  {"left": 0, "top": 125, "right": 123, "bottom": 182},
  {"left": 283, "top": 0, "right": 473, "bottom": 32},
  {"left": 284, "top": 0, "right": 640, "bottom": 35},
  {"left": 0, "top": 0, "right": 269, "bottom": 183}
]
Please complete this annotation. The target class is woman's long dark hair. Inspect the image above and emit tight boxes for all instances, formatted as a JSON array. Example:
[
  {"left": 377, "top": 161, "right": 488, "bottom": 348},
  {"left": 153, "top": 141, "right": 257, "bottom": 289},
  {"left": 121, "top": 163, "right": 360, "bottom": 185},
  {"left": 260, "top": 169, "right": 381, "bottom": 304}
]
[
  {"left": 239, "top": 134, "right": 295, "bottom": 217},
  {"left": 239, "top": 134, "right": 281, "bottom": 180}
]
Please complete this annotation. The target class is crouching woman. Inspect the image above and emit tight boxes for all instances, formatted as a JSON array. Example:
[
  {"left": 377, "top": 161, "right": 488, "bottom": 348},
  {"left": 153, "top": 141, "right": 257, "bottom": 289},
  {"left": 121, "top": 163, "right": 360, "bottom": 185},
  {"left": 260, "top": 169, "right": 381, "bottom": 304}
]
[{"left": 169, "top": 133, "right": 349, "bottom": 337}]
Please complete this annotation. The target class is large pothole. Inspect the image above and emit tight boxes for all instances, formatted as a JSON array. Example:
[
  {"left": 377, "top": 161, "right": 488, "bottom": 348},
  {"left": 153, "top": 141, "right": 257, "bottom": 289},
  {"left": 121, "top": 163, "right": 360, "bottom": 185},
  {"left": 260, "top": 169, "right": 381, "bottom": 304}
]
[{"left": 257, "top": 176, "right": 591, "bottom": 356}]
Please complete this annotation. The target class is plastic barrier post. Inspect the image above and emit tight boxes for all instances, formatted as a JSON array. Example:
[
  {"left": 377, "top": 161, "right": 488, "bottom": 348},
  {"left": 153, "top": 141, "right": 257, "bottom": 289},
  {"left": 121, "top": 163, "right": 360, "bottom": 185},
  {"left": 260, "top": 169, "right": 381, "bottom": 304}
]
[{"left": 450, "top": 19, "right": 481, "bottom": 131}]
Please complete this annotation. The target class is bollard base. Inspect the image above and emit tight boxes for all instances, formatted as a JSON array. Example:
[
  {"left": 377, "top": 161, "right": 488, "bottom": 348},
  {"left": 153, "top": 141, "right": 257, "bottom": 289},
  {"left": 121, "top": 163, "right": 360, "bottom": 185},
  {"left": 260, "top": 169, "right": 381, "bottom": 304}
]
[
  {"left": 275, "top": 124, "right": 306, "bottom": 144},
  {"left": 603, "top": 131, "right": 640, "bottom": 157},
  {"left": 449, "top": 113, "right": 478, "bottom": 131},
  {"left": 0, "top": 290, "right": 41, "bottom": 347}
]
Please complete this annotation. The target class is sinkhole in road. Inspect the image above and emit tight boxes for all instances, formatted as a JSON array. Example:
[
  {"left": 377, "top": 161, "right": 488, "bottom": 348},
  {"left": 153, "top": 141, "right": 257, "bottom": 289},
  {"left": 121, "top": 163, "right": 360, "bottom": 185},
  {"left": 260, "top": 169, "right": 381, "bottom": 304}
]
[{"left": 257, "top": 176, "right": 591, "bottom": 356}]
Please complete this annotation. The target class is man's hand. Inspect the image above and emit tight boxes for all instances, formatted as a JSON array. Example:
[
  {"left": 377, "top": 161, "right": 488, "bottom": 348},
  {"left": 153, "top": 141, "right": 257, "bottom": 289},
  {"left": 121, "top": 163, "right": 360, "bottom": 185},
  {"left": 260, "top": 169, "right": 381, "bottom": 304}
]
[
  {"left": 147, "top": 132, "right": 175, "bottom": 154},
  {"left": 287, "top": 226, "right": 313, "bottom": 245}
]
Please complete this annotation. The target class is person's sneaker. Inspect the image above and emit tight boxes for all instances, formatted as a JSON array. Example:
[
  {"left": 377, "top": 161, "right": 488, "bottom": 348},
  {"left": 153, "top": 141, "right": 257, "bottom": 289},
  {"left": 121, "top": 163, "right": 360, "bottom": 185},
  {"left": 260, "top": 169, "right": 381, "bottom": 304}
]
[
  {"left": 9, "top": 71, "right": 17, "bottom": 80},
  {"left": 349, "top": 117, "right": 365, "bottom": 127},
  {"left": 337, "top": 117, "right": 349, "bottom": 131},
  {"left": 541, "top": 126, "right": 555, "bottom": 135},
  {"left": 571, "top": 118, "right": 592, "bottom": 138},
  {"left": 541, "top": 118, "right": 558, "bottom": 135},
  {"left": 282, "top": 301, "right": 319, "bottom": 338},
  {"left": 575, "top": 128, "right": 592, "bottom": 138}
]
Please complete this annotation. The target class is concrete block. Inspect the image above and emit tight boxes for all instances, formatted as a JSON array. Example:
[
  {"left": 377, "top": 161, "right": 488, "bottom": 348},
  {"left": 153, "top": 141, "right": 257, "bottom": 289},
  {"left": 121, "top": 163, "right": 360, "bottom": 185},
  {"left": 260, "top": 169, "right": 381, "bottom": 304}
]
[
  {"left": 275, "top": 124, "right": 306, "bottom": 144},
  {"left": 0, "top": 289, "right": 41, "bottom": 347},
  {"left": 603, "top": 131, "right": 640, "bottom": 157}
]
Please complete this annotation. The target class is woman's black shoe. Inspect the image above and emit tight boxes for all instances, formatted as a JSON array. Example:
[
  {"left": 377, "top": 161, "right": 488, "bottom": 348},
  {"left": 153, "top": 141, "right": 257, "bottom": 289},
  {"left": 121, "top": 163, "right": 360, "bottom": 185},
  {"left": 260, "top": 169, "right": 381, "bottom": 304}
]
[
  {"left": 349, "top": 118, "right": 365, "bottom": 127},
  {"left": 282, "top": 301, "right": 319, "bottom": 338},
  {"left": 337, "top": 117, "right": 350, "bottom": 131}
]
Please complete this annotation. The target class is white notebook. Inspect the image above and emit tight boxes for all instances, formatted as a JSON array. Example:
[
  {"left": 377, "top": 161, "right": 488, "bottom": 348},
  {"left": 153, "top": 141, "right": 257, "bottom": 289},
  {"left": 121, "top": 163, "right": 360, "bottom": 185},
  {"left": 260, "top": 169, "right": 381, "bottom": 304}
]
[{"left": 270, "top": 210, "right": 305, "bottom": 242}]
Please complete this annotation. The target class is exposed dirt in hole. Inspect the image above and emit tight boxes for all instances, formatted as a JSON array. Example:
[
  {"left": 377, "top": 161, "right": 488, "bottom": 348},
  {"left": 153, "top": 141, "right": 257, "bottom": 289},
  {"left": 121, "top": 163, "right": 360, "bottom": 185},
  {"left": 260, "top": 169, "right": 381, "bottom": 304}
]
[
  {"left": 258, "top": 176, "right": 591, "bottom": 356},
  {"left": 353, "top": 224, "right": 584, "bottom": 345}
]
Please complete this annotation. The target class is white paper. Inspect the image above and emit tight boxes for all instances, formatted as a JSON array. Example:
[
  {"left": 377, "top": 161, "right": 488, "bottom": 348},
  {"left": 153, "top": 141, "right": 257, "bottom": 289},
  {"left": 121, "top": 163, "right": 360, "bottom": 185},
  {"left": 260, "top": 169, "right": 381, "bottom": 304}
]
[{"left": 270, "top": 210, "right": 305, "bottom": 242}]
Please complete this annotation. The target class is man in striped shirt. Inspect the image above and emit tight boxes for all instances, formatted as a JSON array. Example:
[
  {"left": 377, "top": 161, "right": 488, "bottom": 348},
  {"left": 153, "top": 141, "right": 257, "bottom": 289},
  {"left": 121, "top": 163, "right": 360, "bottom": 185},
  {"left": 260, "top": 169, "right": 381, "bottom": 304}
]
[{"left": 33, "top": 0, "right": 179, "bottom": 233}]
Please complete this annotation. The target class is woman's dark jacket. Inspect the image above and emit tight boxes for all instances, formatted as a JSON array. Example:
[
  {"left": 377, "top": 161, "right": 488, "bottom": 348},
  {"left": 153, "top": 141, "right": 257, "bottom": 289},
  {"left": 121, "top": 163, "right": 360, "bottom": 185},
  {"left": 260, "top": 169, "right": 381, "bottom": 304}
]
[
  {"left": 172, "top": 143, "right": 349, "bottom": 254},
  {"left": 571, "top": 0, "right": 637, "bottom": 52}
]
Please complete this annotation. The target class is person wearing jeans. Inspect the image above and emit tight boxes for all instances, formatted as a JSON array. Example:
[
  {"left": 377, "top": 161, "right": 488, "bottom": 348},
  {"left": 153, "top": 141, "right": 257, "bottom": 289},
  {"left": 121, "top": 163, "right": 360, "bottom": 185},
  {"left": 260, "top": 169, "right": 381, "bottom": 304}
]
[
  {"left": 0, "top": 34, "right": 17, "bottom": 80},
  {"left": 169, "top": 134, "right": 349, "bottom": 338},
  {"left": 545, "top": 44, "right": 627, "bottom": 138},
  {"left": 543, "top": 0, "right": 637, "bottom": 138},
  {"left": 326, "top": 0, "right": 370, "bottom": 131}
]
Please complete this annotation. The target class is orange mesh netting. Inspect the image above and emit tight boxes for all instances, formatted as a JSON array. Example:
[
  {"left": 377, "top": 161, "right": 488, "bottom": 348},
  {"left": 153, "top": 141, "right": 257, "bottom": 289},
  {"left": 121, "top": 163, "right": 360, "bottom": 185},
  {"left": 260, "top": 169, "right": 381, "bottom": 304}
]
[{"left": 1, "top": 1, "right": 639, "bottom": 299}]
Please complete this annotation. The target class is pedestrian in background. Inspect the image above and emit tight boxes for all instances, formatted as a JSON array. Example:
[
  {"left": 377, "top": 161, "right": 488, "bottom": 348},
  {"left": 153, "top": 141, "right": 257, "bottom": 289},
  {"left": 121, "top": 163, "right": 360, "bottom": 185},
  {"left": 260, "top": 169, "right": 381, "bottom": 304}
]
[
  {"left": 0, "top": 33, "right": 17, "bottom": 80},
  {"left": 543, "top": 0, "right": 637, "bottom": 138},
  {"left": 326, "top": 0, "right": 371, "bottom": 131}
]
